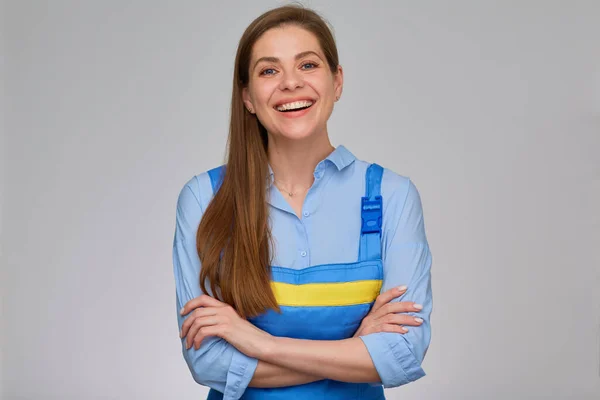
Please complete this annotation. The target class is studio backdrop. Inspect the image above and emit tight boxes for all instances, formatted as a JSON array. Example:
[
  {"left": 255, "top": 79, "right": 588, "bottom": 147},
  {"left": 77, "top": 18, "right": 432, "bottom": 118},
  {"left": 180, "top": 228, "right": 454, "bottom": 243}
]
[{"left": 1, "top": 1, "right": 599, "bottom": 399}]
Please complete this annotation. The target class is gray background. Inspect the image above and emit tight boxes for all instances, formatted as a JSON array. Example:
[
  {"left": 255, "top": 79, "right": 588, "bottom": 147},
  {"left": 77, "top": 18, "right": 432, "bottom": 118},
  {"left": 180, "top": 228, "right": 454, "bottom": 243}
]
[{"left": 1, "top": 0, "right": 599, "bottom": 399}]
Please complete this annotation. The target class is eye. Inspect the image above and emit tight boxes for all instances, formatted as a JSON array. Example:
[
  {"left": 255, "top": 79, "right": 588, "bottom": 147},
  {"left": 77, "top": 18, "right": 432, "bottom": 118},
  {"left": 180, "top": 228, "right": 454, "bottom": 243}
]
[
  {"left": 259, "top": 68, "right": 276, "bottom": 76},
  {"left": 301, "top": 62, "right": 318, "bottom": 70}
]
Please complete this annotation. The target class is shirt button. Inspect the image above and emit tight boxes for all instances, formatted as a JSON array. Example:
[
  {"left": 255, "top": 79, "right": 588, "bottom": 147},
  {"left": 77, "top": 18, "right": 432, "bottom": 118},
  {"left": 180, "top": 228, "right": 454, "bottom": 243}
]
[
  {"left": 300, "top": 250, "right": 307, "bottom": 257},
  {"left": 303, "top": 211, "right": 309, "bottom": 217}
]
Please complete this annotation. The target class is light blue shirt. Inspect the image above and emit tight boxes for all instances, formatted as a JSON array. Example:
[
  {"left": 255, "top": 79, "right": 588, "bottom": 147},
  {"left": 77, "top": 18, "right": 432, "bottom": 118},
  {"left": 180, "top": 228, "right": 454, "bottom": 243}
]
[{"left": 172, "top": 144, "right": 433, "bottom": 399}]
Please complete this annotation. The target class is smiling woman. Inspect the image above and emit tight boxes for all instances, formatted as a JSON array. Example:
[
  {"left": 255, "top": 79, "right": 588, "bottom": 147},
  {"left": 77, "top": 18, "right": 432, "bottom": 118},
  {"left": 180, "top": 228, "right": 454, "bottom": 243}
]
[
  {"left": 172, "top": 4, "right": 433, "bottom": 400},
  {"left": 242, "top": 24, "right": 342, "bottom": 144}
]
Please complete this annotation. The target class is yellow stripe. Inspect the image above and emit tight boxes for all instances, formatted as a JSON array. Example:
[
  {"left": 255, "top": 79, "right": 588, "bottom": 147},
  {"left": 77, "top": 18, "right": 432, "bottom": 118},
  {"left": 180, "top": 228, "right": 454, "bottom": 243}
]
[{"left": 271, "top": 280, "right": 383, "bottom": 307}]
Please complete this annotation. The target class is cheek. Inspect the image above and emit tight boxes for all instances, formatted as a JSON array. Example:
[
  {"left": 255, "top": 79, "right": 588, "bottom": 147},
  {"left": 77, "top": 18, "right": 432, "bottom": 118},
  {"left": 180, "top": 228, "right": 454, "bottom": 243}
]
[
  {"left": 309, "top": 73, "right": 335, "bottom": 92},
  {"left": 251, "top": 84, "right": 276, "bottom": 108}
]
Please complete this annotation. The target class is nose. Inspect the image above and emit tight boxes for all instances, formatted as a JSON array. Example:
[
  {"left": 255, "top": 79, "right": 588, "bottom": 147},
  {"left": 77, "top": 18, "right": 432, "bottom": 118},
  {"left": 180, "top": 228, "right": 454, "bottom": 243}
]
[{"left": 278, "top": 68, "right": 304, "bottom": 91}]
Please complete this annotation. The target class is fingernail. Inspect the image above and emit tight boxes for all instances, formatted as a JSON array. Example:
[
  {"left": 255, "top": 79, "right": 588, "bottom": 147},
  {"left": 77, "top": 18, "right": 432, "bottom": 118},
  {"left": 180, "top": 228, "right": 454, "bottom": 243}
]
[
  {"left": 180, "top": 307, "right": 185, "bottom": 315},
  {"left": 414, "top": 317, "right": 423, "bottom": 323},
  {"left": 414, "top": 303, "right": 423, "bottom": 310},
  {"left": 401, "top": 326, "right": 408, "bottom": 332},
  {"left": 397, "top": 285, "right": 407, "bottom": 292}
]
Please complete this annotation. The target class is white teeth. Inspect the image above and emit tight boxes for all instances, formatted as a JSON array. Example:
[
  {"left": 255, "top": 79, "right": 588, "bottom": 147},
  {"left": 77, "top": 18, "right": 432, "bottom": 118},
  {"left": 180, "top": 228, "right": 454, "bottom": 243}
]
[{"left": 276, "top": 100, "right": 314, "bottom": 111}]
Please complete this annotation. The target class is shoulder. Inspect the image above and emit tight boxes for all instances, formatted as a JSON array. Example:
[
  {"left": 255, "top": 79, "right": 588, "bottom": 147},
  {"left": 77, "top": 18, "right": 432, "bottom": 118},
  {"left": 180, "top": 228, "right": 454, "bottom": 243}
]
[
  {"left": 381, "top": 165, "right": 421, "bottom": 207},
  {"left": 352, "top": 158, "right": 418, "bottom": 202},
  {"left": 175, "top": 167, "right": 220, "bottom": 215},
  {"left": 356, "top": 158, "right": 424, "bottom": 216}
]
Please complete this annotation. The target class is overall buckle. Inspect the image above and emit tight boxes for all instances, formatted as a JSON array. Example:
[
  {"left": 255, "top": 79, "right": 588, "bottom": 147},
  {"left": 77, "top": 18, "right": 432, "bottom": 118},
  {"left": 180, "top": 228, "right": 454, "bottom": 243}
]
[{"left": 361, "top": 196, "right": 382, "bottom": 234}]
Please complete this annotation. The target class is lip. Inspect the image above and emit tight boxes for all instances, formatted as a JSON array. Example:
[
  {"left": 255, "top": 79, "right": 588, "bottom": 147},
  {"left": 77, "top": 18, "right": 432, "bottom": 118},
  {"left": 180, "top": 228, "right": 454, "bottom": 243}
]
[
  {"left": 273, "top": 97, "right": 316, "bottom": 108},
  {"left": 274, "top": 99, "right": 316, "bottom": 119},
  {"left": 276, "top": 103, "right": 315, "bottom": 119}
]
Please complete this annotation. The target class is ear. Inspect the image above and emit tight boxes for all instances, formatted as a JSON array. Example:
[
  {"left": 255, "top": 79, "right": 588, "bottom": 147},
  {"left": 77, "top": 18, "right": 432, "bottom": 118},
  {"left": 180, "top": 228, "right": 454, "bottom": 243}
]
[
  {"left": 333, "top": 65, "right": 344, "bottom": 101},
  {"left": 242, "top": 86, "right": 255, "bottom": 114}
]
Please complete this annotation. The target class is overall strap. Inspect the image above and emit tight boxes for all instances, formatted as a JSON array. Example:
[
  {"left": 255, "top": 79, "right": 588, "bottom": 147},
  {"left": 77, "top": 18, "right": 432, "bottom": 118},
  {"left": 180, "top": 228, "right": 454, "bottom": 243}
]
[
  {"left": 207, "top": 165, "right": 226, "bottom": 194},
  {"left": 358, "top": 163, "right": 384, "bottom": 262}
]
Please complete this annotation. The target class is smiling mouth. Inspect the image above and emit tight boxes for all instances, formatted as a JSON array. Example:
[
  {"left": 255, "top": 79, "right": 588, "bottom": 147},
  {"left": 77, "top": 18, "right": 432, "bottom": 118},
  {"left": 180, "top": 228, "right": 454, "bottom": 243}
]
[
  {"left": 274, "top": 100, "right": 316, "bottom": 112},
  {"left": 279, "top": 104, "right": 312, "bottom": 112}
]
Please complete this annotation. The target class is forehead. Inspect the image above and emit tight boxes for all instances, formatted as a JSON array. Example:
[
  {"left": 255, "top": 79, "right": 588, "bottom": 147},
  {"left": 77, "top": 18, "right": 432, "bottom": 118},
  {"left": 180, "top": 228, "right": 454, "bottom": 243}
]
[{"left": 252, "top": 25, "right": 324, "bottom": 61}]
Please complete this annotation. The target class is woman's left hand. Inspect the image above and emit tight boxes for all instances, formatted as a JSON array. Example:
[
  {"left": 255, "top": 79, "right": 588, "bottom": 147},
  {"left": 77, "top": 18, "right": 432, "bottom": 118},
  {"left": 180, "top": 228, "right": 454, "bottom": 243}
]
[{"left": 179, "top": 294, "right": 273, "bottom": 359}]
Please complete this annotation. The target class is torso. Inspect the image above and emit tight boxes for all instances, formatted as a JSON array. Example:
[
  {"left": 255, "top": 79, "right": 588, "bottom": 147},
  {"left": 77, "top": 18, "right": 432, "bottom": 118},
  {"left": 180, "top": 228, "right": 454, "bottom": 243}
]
[
  {"left": 281, "top": 192, "right": 307, "bottom": 219},
  {"left": 272, "top": 180, "right": 311, "bottom": 219}
]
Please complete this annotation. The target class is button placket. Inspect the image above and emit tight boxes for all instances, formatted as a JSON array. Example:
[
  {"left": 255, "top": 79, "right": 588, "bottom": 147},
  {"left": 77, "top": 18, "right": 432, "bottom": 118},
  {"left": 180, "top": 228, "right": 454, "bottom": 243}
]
[{"left": 297, "top": 219, "right": 310, "bottom": 267}]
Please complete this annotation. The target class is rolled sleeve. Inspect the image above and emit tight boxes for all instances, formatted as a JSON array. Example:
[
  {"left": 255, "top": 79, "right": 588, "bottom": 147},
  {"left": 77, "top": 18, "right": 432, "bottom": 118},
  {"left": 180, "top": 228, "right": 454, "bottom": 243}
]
[
  {"left": 175, "top": 276, "right": 259, "bottom": 399},
  {"left": 360, "top": 176, "right": 433, "bottom": 388},
  {"left": 360, "top": 332, "right": 425, "bottom": 386},
  {"left": 173, "top": 176, "right": 258, "bottom": 399},
  {"left": 223, "top": 350, "right": 259, "bottom": 399}
]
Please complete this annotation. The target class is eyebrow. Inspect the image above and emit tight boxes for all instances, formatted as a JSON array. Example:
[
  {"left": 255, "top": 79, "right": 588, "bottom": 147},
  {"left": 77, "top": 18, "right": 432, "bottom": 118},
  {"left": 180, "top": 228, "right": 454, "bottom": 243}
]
[{"left": 252, "top": 50, "right": 323, "bottom": 72}]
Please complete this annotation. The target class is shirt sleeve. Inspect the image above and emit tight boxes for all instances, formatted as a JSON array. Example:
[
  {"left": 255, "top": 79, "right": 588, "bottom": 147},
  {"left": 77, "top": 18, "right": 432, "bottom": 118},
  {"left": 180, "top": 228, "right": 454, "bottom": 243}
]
[
  {"left": 358, "top": 176, "right": 433, "bottom": 388},
  {"left": 173, "top": 176, "right": 259, "bottom": 400}
]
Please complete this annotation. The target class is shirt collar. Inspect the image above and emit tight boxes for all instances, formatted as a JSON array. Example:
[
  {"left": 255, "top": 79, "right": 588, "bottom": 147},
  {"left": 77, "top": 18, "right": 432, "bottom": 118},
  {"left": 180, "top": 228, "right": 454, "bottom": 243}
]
[
  {"left": 267, "top": 144, "right": 356, "bottom": 186},
  {"left": 324, "top": 144, "right": 356, "bottom": 171}
]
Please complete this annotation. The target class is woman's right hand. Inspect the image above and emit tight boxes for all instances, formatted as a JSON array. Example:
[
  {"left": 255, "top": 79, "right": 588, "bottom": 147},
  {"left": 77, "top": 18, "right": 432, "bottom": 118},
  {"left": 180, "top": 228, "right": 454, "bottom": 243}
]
[{"left": 353, "top": 286, "right": 423, "bottom": 337}]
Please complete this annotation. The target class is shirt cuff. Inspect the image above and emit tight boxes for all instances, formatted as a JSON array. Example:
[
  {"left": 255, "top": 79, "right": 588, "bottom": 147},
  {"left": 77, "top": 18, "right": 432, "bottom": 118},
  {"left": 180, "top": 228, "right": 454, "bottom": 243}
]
[
  {"left": 222, "top": 350, "right": 259, "bottom": 400},
  {"left": 359, "top": 332, "right": 426, "bottom": 388}
]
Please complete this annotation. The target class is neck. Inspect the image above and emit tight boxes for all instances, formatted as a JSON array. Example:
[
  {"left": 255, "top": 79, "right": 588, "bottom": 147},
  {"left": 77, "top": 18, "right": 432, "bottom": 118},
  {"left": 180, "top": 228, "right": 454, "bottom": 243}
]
[{"left": 267, "top": 134, "right": 335, "bottom": 190}]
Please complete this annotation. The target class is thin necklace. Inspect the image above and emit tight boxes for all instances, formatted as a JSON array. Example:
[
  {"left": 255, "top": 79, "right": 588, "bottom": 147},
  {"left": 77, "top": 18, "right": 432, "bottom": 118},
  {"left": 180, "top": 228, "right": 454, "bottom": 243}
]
[{"left": 273, "top": 179, "right": 310, "bottom": 197}]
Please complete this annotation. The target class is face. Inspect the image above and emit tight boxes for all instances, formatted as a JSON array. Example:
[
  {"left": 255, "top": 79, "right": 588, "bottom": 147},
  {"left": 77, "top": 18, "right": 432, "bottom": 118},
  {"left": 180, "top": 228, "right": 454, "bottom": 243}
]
[{"left": 242, "top": 25, "right": 343, "bottom": 142}]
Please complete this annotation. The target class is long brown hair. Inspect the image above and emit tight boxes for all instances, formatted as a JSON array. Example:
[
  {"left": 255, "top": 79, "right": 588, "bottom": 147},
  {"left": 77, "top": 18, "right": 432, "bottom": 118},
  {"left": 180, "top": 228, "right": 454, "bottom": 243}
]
[{"left": 197, "top": 4, "right": 340, "bottom": 319}]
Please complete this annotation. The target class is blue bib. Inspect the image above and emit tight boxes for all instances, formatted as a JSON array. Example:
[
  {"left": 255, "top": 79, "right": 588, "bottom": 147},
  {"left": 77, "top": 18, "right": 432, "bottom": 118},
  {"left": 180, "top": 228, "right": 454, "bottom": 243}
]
[{"left": 205, "top": 164, "right": 386, "bottom": 400}]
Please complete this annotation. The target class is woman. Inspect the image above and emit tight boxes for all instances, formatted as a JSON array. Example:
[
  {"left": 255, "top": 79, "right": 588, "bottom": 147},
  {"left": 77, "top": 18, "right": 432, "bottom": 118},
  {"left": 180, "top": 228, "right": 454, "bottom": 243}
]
[{"left": 173, "top": 4, "right": 433, "bottom": 400}]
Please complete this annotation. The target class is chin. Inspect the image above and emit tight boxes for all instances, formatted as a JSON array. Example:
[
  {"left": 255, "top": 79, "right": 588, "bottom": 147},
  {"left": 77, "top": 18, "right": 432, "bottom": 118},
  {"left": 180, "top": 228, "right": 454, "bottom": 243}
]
[{"left": 276, "top": 125, "right": 319, "bottom": 141}]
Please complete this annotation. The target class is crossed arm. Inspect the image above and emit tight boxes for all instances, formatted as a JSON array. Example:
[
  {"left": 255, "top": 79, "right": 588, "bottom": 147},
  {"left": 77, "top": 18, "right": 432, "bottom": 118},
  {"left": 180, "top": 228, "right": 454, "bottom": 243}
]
[
  {"left": 179, "top": 282, "right": 424, "bottom": 387},
  {"left": 178, "top": 271, "right": 429, "bottom": 392},
  {"left": 248, "top": 340, "right": 377, "bottom": 387},
  {"left": 252, "top": 336, "right": 380, "bottom": 385},
  {"left": 251, "top": 359, "right": 322, "bottom": 388}
]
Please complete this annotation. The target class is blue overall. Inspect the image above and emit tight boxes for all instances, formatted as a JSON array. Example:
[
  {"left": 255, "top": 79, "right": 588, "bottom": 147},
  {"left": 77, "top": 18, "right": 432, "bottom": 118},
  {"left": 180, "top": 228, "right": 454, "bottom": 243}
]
[{"left": 205, "top": 163, "right": 386, "bottom": 400}]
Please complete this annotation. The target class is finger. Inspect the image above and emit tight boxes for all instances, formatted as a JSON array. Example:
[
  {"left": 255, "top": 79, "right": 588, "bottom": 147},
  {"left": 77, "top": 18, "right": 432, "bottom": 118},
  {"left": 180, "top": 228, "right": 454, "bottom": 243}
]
[
  {"left": 371, "top": 285, "right": 407, "bottom": 313},
  {"left": 379, "top": 324, "right": 409, "bottom": 334},
  {"left": 185, "top": 316, "right": 222, "bottom": 349},
  {"left": 373, "top": 301, "right": 423, "bottom": 319},
  {"left": 180, "top": 294, "right": 226, "bottom": 316},
  {"left": 386, "top": 301, "right": 423, "bottom": 314},
  {"left": 180, "top": 308, "right": 219, "bottom": 338},
  {"left": 380, "top": 313, "right": 424, "bottom": 327},
  {"left": 192, "top": 326, "right": 222, "bottom": 350},
  {"left": 181, "top": 294, "right": 225, "bottom": 315}
]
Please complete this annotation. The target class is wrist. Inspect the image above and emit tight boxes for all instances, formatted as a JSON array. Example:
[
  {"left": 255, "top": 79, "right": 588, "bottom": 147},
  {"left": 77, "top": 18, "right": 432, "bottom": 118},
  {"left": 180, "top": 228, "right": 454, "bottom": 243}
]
[{"left": 260, "top": 334, "right": 280, "bottom": 362}]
